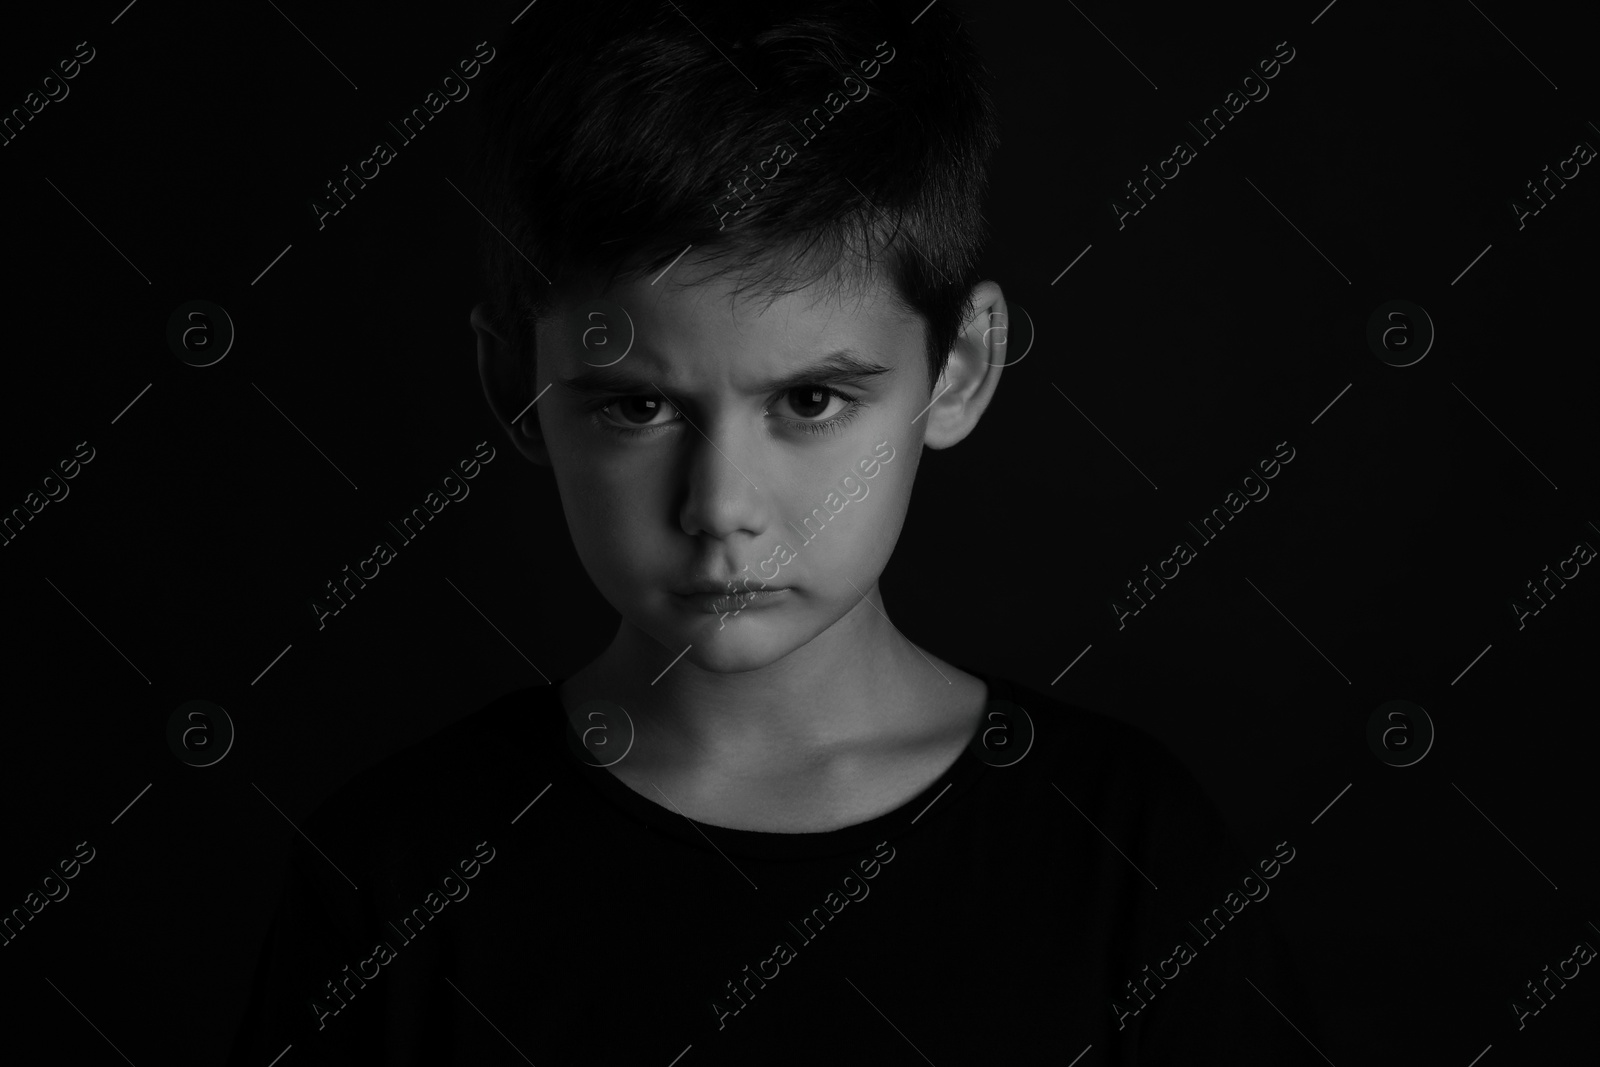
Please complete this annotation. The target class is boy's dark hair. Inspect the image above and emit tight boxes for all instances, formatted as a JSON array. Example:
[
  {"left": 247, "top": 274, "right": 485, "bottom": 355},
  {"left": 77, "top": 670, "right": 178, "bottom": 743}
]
[{"left": 471, "top": 0, "right": 1001, "bottom": 396}]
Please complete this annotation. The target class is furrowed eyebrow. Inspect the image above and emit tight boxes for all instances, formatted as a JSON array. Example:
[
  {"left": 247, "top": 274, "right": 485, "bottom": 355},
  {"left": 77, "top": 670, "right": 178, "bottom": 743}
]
[{"left": 557, "top": 350, "right": 894, "bottom": 399}]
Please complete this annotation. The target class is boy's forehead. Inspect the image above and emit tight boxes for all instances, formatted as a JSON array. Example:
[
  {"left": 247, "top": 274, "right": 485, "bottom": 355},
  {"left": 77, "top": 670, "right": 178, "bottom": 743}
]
[
  {"left": 601, "top": 253, "right": 892, "bottom": 320},
  {"left": 543, "top": 255, "right": 918, "bottom": 368}
]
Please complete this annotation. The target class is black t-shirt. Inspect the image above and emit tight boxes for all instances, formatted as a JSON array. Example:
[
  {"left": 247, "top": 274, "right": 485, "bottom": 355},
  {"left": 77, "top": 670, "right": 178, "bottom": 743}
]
[{"left": 227, "top": 670, "right": 1324, "bottom": 1065}]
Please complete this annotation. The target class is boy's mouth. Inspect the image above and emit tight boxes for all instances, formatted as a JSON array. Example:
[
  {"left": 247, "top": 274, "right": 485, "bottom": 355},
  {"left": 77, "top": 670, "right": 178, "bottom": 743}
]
[
  {"left": 672, "top": 588, "right": 790, "bottom": 614},
  {"left": 672, "top": 575, "right": 786, "bottom": 596}
]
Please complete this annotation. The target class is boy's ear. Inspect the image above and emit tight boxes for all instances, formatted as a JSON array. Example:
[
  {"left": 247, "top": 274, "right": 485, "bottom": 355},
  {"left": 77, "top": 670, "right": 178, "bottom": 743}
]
[
  {"left": 922, "top": 280, "right": 1006, "bottom": 450},
  {"left": 472, "top": 301, "right": 551, "bottom": 466}
]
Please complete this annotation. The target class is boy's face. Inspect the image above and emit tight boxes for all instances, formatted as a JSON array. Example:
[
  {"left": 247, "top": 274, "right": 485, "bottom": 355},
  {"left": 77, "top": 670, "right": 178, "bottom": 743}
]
[{"left": 521, "top": 255, "right": 957, "bottom": 675}]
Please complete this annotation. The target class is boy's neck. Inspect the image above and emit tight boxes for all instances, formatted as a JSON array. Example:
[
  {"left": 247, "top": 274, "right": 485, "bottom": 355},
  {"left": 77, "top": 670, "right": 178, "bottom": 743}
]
[{"left": 561, "top": 589, "right": 979, "bottom": 773}]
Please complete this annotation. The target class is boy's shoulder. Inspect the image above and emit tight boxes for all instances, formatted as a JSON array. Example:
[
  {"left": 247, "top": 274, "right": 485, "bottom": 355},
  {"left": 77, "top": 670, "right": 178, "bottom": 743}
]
[
  {"left": 981, "top": 671, "right": 1201, "bottom": 792},
  {"left": 298, "top": 673, "right": 1208, "bottom": 852},
  {"left": 296, "top": 684, "right": 562, "bottom": 865}
]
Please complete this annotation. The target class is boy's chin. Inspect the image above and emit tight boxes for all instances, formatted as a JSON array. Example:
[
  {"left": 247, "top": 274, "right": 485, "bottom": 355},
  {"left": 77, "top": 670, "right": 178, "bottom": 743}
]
[{"left": 645, "top": 613, "right": 813, "bottom": 675}]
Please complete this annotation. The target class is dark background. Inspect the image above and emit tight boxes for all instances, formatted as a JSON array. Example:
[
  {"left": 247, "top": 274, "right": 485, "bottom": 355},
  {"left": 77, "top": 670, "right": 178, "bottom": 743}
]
[{"left": 1, "top": 0, "right": 1595, "bottom": 1063}]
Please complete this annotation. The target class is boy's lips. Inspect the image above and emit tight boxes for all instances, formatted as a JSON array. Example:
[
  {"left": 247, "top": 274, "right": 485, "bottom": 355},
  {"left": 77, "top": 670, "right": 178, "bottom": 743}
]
[
  {"left": 671, "top": 586, "right": 791, "bottom": 613},
  {"left": 672, "top": 578, "right": 787, "bottom": 595}
]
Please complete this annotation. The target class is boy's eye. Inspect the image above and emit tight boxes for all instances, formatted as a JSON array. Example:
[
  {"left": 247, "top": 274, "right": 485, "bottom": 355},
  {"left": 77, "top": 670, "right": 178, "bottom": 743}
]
[
  {"left": 594, "top": 385, "right": 858, "bottom": 431},
  {"left": 605, "top": 396, "right": 672, "bottom": 427},
  {"left": 772, "top": 386, "right": 853, "bottom": 421}
]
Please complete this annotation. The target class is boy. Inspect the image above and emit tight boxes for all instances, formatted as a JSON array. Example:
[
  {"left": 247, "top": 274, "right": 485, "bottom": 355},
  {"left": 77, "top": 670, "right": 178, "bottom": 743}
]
[{"left": 229, "top": 2, "right": 1322, "bottom": 1062}]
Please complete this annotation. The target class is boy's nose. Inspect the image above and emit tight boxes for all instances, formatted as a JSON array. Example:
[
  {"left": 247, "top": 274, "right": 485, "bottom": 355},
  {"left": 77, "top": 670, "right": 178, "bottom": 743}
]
[{"left": 677, "top": 420, "right": 773, "bottom": 541}]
